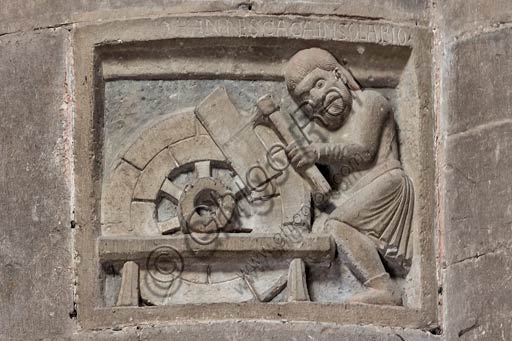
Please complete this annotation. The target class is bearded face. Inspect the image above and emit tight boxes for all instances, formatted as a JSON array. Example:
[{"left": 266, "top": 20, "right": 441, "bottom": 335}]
[{"left": 293, "top": 68, "right": 352, "bottom": 131}]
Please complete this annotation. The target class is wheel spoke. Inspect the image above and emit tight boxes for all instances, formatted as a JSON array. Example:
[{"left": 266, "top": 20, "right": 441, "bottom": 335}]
[
  {"left": 160, "top": 179, "right": 183, "bottom": 202},
  {"left": 157, "top": 216, "right": 181, "bottom": 235},
  {"left": 195, "top": 160, "right": 211, "bottom": 178}
]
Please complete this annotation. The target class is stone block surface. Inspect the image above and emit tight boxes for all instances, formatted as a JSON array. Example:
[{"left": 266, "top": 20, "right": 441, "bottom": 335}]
[
  {"left": 101, "top": 160, "right": 140, "bottom": 226},
  {"left": 440, "top": 19, "right": 512, "bottom": 341},
  {"left": 133, "top": 148, "right": 178, "bottom": 201},
  {"left": 437, "top": 0, "right": 512, "bottom": 38},
  {"left": 444, "top": 28, "right": 512, "bottom": 136},
  {"left": 0, "top": 0, "right": 430, "bottom": 36},
  {"left": 443, "top": 122, "right": 512, "bottom": 266},
  {"left": 70, "top": 320, "right": 440, "bottom": 340},
  {"left": 123, "top": 112, "right": 196, "bottom": 169},
  {"left": 443, "top": 249, "right": 512, "bottom": 340},
  {"left": 0, "top": 29, "right": 75, "bottom": 339}
]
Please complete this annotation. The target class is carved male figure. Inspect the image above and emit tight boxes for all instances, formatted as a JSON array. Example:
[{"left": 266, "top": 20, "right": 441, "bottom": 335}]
[{"left": 284, "top": 48, "right": 414, "bottom": 305}]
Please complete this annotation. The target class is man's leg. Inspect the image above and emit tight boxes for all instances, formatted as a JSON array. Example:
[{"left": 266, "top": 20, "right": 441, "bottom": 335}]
[{"left": 323, "top": 219, "right": 401, "bottom": 305}]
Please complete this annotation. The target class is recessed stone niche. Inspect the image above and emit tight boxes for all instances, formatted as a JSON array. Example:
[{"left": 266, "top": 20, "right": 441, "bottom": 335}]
[{"left": 73, "top": 15, "right": 436, "bottom": 329}]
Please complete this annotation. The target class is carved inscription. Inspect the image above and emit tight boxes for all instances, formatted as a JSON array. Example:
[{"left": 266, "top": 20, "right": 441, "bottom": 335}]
[{"left": 166, "top": 17, "right": 412, "bottom": 46}]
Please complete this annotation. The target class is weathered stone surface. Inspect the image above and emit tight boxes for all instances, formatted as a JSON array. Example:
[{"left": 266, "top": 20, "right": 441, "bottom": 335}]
[
  {"left": 130, "top": 201, "right": 160, "bottom": 236},
  {"left": 0, "top": 29, "right": 74, "bottom": 339},
  {"left": 437, "top": 0, "right": 512, "bottom": 38},
  {"left": 123, "top": 111, "right": 196, "bottom": 169},
  {"left": 0, "top": 1, "right": 241, "bottom": 35},
  {"left": 443, "top": 122, "right": 512, "bottom": 266},
  {"left": 169, "top": 135, "right": 225, "bottom": 165},
  {"left": 444, "top": 28, "right": 512, "bottom": 136},
  {"left": 0, "top": 0, "right": 429, "bottom": 36},
  {"left": 440, "top": 14, "right": 512, "bottom": 341},
  {"left": 133, "top": 147, "right": 178, "bottom": 201},
  {"left": 443, "top": 249, "right": 512, "bottom": 340},
  {"left": 101, "top": 160, "right": 140, "bottom": 227},
  {"left": 70, "top": 321, "right": 440, "bottom": 340},
  {"left": 254, "top": 0, "right": 429, "bottom": 23}
]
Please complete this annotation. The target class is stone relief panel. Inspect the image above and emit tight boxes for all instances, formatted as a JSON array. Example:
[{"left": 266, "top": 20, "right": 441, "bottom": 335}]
[
  {"left": 74, "top": 15, "right": 436, "bottom": 328},
  {"left": 101, "top": 49, "right": 414, "bottom": 306}
]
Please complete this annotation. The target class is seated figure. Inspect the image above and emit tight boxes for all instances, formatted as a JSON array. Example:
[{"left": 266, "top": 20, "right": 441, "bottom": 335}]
[{"left": 284, "top": 48, "right": 414, "bottom": 305}]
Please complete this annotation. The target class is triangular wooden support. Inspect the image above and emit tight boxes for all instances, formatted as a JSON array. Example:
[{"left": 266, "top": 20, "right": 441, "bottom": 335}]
[{"left": 287, "top": 258, "right": 310, "bottom": 302}]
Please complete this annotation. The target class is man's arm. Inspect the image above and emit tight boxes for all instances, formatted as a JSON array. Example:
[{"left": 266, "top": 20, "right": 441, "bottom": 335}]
[{"left": 314, "top": 92, "right": 391, "bottom": 169}]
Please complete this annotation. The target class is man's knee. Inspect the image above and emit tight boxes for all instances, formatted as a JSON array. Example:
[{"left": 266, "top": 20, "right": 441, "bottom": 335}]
[
  {"left": 324, "top": 219, "right": 355, "bottom": 242},
  {"left": 324, "top": 218, "right": 375, "bottom": 251},
  {"left": 328, "top": 201, "right": 358, "bottom": 226}
]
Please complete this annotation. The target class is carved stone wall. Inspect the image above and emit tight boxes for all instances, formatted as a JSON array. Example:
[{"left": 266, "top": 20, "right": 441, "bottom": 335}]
[{"left": 1, "top": 1, "right": 511, "bottom": 340}]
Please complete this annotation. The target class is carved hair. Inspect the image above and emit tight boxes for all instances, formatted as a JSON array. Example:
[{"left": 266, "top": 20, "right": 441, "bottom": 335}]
[{"left": 284, "top": 48, "right": 360, "bottom": 94}]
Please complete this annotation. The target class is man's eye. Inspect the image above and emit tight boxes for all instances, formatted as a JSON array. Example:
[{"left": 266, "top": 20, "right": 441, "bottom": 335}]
[{"left": 315, "top": 80, "right": 326, "bottom": 89}]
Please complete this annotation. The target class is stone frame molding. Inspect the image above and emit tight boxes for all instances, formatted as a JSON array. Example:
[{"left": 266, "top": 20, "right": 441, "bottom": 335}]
[{"left": 72, "top": 13, "right": 437, "bottom": 330}]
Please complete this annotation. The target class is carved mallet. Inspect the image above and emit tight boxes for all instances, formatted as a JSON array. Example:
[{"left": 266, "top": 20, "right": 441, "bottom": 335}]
[{"left": 256, "top": 94, "right": 331, "bottom": 197}]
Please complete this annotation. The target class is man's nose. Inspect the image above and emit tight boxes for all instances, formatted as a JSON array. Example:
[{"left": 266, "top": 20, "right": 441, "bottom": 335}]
[{"left": 309, "top": 88, "right": 324, "bottom": 106}]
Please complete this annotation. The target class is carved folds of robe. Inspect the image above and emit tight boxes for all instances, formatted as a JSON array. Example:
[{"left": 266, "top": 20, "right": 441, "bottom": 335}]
[{"left": 323, "top": 111, "right": 414, "bottom": 275}]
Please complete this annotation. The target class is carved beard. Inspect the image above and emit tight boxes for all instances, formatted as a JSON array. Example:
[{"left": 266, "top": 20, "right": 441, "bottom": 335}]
[{"left": 316, "top": 85, "right": 352, "bottom": 130}]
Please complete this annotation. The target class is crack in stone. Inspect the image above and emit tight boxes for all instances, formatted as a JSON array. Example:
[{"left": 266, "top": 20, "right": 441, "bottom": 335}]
[
  {"left": 0, "top": 6, "right": 242, "bottom": 37},
  {"left": 449, "top": 21, "right": 512, "bottom": 45},
  {"left": 447, "top": 118, "right": 512, "bottom": 140},
  {"left": 458, "top": 319, "right": 479, "bottom": 337},
  {"left": 33, "top": 22, "right": 74, "bottom": 32},
  {"left": 446, "top": 243, "right": 512, "bottom": 268},
  {"left": 0, "top": 22, "right": 74, "bottom": 38},
  {"left": 261, "top": 10, "right": 386, "bottom": 22},
  {"left": 121, "top": 158, "right": 143, "bottom": 171}
]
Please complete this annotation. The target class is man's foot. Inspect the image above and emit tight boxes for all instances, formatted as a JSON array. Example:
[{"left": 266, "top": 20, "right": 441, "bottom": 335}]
[
  {"left": 349, "top": 288, "right": 401, "bottom": 306},
  {"left": 349, "top": 272, "right": 401, "bottom": 306}
]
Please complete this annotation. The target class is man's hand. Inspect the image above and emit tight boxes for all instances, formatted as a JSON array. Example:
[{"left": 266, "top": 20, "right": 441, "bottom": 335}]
[{"left": 285, "top": 142, "right": 319, "bottom": 171}]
